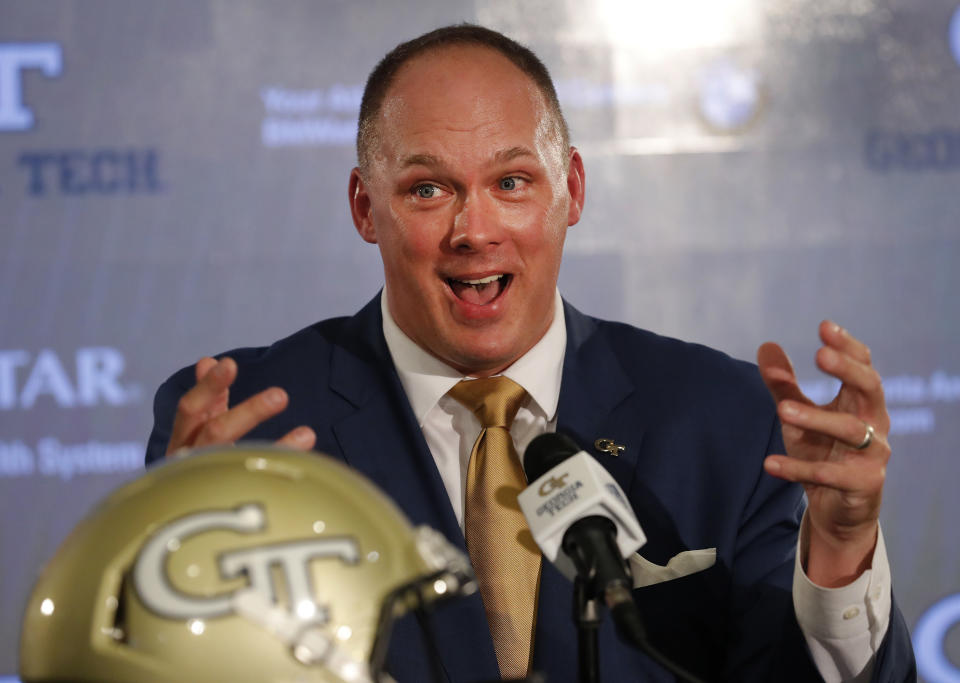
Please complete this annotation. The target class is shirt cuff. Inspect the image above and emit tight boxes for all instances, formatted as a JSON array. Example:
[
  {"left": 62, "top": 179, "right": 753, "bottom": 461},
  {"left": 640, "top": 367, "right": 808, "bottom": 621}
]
[{"left": 793, "top": 512, "right": 892, "bottom": 682}]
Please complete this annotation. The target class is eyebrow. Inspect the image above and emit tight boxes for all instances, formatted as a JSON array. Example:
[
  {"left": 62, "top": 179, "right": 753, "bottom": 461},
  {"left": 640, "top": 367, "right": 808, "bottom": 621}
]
[
  {"left": 398, "top": 146, "right": 537, "bottom": 170},
  {"left": 494, "top": 146, "right": 536, "bottom": 163}
]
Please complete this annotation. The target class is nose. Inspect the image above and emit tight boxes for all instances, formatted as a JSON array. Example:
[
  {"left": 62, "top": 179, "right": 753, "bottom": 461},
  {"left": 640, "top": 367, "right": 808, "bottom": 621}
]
[{"left": 449, "top": 191, "right": 506, "bottom": 252}]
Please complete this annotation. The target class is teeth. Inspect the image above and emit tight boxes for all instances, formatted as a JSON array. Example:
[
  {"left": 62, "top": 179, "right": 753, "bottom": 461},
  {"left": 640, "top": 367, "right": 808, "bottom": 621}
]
[{"left": 457, "top": 274, "right": 503, "bottom": 285}]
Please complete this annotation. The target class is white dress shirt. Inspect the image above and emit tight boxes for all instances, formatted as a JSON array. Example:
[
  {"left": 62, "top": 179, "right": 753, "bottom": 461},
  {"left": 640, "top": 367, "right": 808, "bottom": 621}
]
[{"left": 380, "top": 290, "right": 890, "bottom": 682}]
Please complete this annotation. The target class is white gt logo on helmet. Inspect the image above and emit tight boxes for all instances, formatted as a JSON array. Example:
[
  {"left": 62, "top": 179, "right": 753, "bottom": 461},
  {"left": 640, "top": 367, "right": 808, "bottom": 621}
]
[{"left": 132, "top": 503, "right": 359, "bottom": 621}]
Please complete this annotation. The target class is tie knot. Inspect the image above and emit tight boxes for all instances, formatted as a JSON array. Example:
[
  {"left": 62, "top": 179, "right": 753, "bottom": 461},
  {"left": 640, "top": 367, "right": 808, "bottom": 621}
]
[{"left": 448, "top": 376, "right": 528, "bottom": 429}]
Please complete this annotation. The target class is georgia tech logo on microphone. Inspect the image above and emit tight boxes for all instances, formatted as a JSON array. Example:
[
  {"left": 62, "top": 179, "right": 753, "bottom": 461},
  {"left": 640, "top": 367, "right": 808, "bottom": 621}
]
[
  {"left": 538, "top": 473, "right": 569, "bottom": 496},
  {"left": 535, "top": 472, "right": 584, "bottom": 518},
  {"left": 133, "top": 504, "right": 359, "bottom": 623}
]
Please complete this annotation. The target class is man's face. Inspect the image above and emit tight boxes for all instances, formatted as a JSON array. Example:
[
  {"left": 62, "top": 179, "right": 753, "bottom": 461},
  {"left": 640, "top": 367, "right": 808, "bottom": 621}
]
[{"left": 349, "top": 45, "right": 585, "bottom": 376}]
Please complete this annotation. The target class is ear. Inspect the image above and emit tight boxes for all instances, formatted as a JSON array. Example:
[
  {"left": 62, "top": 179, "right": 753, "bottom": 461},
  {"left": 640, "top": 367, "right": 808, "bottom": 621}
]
[
  {"left": 348, "top": 168, "right": 377, "bottom": 244},
  {"left": 565, "top": 147, "right": 586, "bottom": 227}
]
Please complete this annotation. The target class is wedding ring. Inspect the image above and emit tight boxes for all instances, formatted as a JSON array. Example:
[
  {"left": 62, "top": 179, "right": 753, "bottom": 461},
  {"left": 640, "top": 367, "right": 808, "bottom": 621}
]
[{"left": 854, "top": 422, "right": 875, "bottom": 450}]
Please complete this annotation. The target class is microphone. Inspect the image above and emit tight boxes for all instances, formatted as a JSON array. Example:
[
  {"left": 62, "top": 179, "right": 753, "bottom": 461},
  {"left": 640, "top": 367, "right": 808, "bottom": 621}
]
[
  {"left": 519, "top": 433, "right": 705, "bottom": 683},
  {"left": 518, "top": 432, "right": 645, "bottom": 602}
]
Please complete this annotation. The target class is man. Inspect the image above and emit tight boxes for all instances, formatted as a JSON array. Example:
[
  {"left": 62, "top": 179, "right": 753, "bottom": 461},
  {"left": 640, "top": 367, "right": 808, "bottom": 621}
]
[{"left": 146, "top": 25, "right": 915, "bottom": 681}]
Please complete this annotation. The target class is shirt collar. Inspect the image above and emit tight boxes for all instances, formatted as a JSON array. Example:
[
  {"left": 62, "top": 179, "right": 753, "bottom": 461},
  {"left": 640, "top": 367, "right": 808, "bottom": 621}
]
[{"left": 381, "top": 289, "right": 566, "bottom": 425}]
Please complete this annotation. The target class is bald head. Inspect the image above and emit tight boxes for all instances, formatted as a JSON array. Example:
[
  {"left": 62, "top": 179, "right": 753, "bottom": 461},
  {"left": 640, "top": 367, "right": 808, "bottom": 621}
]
[{"left": 356, "top": 24, "right": 570, "bottom": 176}]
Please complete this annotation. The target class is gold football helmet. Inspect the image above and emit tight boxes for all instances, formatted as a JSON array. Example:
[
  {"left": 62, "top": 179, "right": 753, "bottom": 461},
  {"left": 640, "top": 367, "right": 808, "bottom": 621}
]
[{"left": 20, "top": 445, "right": 475, "bottom": 683}]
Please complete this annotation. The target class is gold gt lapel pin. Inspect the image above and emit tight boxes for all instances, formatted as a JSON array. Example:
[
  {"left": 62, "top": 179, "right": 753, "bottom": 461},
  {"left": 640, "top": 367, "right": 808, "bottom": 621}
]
[{"left": 594, "top": 438, "right": 625, "bottom": 457}]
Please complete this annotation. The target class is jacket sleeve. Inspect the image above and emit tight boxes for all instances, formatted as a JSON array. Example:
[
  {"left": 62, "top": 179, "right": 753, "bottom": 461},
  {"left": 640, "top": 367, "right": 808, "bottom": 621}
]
[{"left": 144, "top": 365, "right": 195, "bottom": 466}]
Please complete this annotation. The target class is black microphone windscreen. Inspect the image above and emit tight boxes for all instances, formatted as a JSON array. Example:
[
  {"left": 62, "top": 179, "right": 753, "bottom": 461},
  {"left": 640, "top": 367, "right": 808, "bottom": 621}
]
[{"left": 523, "top": 432, "right": 581, "bottom": 481}]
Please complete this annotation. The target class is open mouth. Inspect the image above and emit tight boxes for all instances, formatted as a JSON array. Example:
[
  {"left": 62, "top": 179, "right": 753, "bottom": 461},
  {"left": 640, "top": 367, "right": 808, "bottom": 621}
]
[{"left": 446, "top": 274, "right": 512, "bottom": 306}]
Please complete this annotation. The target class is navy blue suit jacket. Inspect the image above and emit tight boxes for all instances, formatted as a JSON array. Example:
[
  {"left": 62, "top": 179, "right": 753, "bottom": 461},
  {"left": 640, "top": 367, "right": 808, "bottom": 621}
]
[{"left": 146, "top": 295, "right": 915, "bottom": 682}]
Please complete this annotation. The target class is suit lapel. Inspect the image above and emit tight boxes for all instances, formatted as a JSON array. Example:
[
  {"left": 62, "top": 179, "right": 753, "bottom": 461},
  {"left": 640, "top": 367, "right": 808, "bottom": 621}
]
[
  {"left": 326, "top": 295, "right": 499, "bottom": 681},
  {"left": 555, "top": 300, "right": 641, "bottom": 499},
  {"left": 326, "top": 298, "right": 460, "bottom": 541},
  {"left": 533, "top": 301, "right": 646, "bottom": 679}
]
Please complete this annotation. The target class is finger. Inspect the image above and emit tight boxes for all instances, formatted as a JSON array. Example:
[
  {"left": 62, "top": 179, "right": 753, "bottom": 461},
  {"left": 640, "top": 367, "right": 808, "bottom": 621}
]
[
  {"left": 764, "top": 454, "right": 886, "bottom": 492},
  {"left": 193, "top": 387, "right": 289, "bottom": 447},
  {"left": 194, "top": 356, "right": 229, "bottom": 418},
  {"left": 816, "top": 346, "right": 884, "bottom": 404},
  {"left": 167, "top": 357, "right": 238, "bottom": 454},
  {"left": 276, "top": 426, "right": 317, "bottom": 451},
  {"left": 819, "top": 320, "right": 872, "bottom": 366},
  {"left": 778, "top": 400, "right": 891, "bottom": 454},
  {"left": 780, "top": 417, "right": 838, "bottom": 455},
  {"left": 195, "top": 356, "right": 219, "bottom": 382},
  {"left": 757, "top": 342, "right": 810, "bottom": 405},
  {"left": 183, "top": 357, "right": 236, "bottom": 412}
]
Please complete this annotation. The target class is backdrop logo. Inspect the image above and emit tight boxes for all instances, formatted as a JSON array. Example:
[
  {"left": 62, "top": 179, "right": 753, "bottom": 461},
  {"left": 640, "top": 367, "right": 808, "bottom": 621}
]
[
  {"left": 0, "top": 347, "right": 142, "bottom": 410},
  {"left": 951, "top": 5, "right": 960, "bottom": 67},
  {"left": 260, "top": 85, "right": 360, "bottom": 148},
  {"left": 18, "top": 148, "right": 163, "bottom": 196},
  {"left": 697, "top": 58, "right": 764, "bottom": 134},
  {"left": 914, "top": 592, "right": 960, "bottom": 681},
  {"left": 865, "top": 130, "right": 960, "bottom": 172},
  {"left": 0, "top": 43, "right": 62, "bottom": 131}
]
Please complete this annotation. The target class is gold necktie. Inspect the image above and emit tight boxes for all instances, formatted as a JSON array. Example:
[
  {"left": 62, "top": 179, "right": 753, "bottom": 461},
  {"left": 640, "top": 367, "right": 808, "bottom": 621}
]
[{"left": 448, "top": 376, "right": 541, "bottom": 680}]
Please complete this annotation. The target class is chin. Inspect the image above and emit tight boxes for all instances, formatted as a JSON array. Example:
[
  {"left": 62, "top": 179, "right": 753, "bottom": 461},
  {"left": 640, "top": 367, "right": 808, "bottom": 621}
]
[{"left": 445, "top": 340, "right": 526, "bottom": 377}]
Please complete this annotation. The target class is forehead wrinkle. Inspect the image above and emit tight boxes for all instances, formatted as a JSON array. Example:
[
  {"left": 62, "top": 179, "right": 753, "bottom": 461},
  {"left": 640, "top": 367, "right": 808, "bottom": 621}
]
[
  {"left": 398, "top": 146, "right": 537, "bottom": 173},
  {"left": 399, "top": 153, "right": 444, "bottom": 170}
]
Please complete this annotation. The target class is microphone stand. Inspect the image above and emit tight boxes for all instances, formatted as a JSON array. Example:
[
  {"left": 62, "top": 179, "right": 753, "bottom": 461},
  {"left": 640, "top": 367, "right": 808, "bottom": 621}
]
[
  {"left": 564, "top": 518, "right": 706, "bottom": 683},
  {"left": 574, "top": 575, "right": 602, "bottom": 683}
]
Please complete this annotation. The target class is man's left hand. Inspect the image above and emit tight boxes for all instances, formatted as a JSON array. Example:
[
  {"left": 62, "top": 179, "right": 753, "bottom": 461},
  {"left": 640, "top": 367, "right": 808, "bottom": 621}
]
[{"left": 758, "top": 320, "right": 891, "bottom": 587}]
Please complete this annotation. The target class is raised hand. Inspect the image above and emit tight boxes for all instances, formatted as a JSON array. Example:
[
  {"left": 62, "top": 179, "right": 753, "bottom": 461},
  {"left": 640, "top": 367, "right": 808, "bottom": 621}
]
[
  {"left": 165, "top": 356, "right": 316, "bottom": 457},
  {"left": 758, "top": 321, "right": 890, "bottom": 587}
]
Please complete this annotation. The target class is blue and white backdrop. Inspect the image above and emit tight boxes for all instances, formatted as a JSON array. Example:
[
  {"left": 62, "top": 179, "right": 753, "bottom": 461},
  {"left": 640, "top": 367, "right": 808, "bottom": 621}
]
[{"left": 2, "top": 1, "right": 959, "bottom": 680}]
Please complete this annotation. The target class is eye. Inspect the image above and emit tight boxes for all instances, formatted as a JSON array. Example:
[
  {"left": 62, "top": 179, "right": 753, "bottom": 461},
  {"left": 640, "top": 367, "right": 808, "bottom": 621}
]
[
  {"left": 498, "top": 177, "right": 518, "bottom": 191},
  {"left": 415, "top": 184, "right": 440, "bottom": 199}
]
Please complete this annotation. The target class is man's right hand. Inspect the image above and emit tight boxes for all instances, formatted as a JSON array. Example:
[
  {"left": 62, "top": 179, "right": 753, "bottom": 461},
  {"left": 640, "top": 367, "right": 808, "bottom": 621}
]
[{"left": 164, "top": 356, "right": 317, "bottom": 457}]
